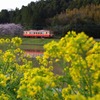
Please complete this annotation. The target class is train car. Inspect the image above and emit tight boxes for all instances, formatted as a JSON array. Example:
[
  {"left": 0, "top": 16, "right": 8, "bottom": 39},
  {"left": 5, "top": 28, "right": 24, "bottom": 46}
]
[{"left": 23, "top": 30, "right": 53, "bottom": 38}]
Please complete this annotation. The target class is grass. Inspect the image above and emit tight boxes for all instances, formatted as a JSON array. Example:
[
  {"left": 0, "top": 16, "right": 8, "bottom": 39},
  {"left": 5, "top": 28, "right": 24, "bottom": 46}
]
[
  {"left": 22, "top": 37, "right": 59, "bottom": 44},
  {"left": 20, "top": 38, "right": 59, "bottom": 50},
  {"left": 20, "top": 44, "right": 44, "bottom": 51}
]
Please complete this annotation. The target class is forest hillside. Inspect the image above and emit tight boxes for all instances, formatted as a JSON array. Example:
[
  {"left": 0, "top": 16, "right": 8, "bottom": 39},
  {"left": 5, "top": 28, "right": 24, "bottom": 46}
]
[{"left": 0, "top": 0, "right": 100, "bottom": 38}]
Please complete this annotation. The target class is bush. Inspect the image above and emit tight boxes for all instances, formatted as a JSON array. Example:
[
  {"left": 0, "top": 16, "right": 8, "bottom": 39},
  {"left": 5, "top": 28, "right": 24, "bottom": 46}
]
[
  {"left": 37, "top": 31, "right": 100, "bottom": 99},
  {"left": 0, "top": 37, "right": 32, "bottom": 99}
]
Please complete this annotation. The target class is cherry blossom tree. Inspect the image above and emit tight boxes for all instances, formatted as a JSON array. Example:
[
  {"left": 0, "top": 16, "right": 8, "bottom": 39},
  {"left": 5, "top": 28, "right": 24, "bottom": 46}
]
[{"left": 0, "top": 23, "right": 23, "bottom": 37}]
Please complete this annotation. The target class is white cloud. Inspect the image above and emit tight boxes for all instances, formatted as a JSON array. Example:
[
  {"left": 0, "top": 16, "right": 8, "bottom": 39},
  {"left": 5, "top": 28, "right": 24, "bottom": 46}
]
[{"left": 0, "top": 0, "right": 38, "bottom": 11}]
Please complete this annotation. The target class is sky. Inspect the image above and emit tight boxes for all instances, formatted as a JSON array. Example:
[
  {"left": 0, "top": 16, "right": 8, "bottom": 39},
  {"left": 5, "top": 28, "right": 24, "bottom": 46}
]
[{"left": 0, "top": 0, "right": 38, "bottom": 11}]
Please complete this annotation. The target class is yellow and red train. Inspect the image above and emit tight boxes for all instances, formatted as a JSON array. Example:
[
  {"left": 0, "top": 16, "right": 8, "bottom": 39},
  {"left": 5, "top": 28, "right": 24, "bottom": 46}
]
[{"left": 23, "top": 30, "right": 53, "bottom": 38}]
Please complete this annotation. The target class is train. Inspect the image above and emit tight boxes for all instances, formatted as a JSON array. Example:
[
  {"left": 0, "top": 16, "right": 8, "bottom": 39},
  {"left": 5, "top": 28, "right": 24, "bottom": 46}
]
[{"left": 23, "top": 30, "right": 53, "bottom": 38}]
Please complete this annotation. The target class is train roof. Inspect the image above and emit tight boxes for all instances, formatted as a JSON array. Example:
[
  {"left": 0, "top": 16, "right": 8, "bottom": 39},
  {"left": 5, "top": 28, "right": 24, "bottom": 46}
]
[{"left": 24, "top": 29, "right": 51, "bottom": 32}]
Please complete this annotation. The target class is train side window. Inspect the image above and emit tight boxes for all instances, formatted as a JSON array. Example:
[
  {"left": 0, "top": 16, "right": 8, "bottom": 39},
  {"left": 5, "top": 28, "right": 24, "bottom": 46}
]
[{"left": 46, "top": 32, "right": 48, "bottom": 34}]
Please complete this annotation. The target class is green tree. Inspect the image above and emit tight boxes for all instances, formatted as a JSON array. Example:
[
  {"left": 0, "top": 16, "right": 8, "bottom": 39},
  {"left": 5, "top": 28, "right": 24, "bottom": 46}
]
[{"left": 0, "top": 10, "right": 10, "bottom": 23}]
